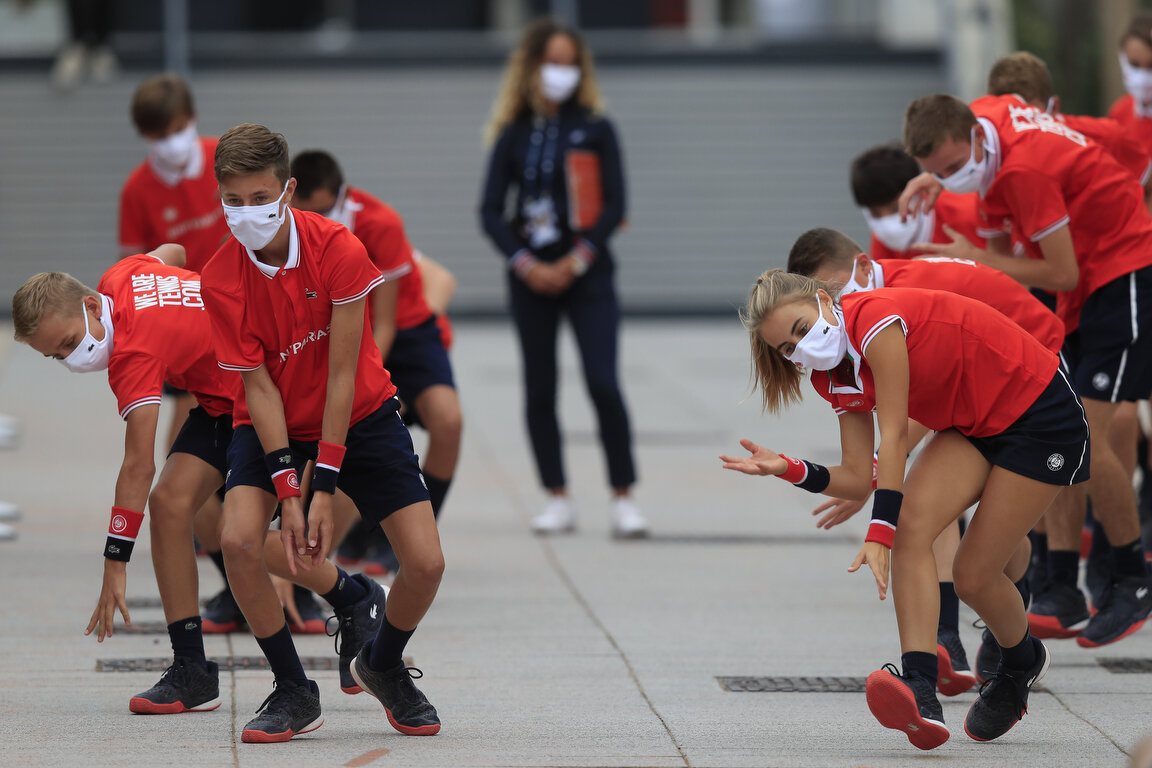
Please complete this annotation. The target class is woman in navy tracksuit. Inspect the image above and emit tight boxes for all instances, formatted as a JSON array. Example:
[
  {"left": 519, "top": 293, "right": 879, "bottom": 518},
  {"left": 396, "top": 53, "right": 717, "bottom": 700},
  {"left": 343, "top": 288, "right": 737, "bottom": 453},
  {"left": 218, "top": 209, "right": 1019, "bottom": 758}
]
[{"left": 479, "top": 17, "right": 647, "bottom": 538}]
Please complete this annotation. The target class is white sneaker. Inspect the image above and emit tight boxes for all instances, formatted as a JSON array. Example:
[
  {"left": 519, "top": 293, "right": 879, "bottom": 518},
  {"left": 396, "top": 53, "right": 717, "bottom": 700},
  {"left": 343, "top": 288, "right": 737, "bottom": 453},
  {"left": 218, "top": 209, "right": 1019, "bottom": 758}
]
[
  {"left": 51, "top": 44, "right": 86, "bottom": 90},
  {"left": 0, "top": 413, "right": 19, "bottom": 449},
  {"left": 88, "top": 46, "right": 118, "bottom": 84},
  {"left": 0, "top": 523, "right": 15, "bottom": 541},
  {"left": 611, "top": 498, "right": 649, "bottom": 539},
  {"left": 532, "top": 497, "right": 576, "bottom": 534},
  {"left": 0, "top": 502, "right": 19, "bottom": 522}
]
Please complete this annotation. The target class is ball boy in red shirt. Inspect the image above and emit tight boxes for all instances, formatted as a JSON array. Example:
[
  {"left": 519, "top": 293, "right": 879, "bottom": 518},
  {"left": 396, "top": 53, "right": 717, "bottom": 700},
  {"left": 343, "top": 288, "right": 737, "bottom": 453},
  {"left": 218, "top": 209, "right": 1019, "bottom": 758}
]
[{"left": 201, "top": 124, "right": 444, "bottom": 743}]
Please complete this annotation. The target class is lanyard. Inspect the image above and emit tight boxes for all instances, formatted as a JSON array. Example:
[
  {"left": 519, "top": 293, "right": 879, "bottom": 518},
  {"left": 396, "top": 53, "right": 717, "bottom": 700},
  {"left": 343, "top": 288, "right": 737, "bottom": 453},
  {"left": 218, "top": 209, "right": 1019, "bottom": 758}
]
[{"left": 523, "top": 116, "right": 560, "bottom": 199}]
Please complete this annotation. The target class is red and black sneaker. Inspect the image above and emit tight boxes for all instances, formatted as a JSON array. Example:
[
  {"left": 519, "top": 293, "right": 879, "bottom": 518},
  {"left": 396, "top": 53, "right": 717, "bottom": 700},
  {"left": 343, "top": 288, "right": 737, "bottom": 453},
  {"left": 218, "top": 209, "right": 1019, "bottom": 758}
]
[
  {"left": 201, "top": 588, "right": 246, "bottom": 634},
  {"left": 865, "top": 664, "right": 949, "bottom": 750},
  {"left": 936, "top": 627, "right": 976, "bottom": 696},
  {"left": 129, "top": 657, "right": 221, "bottom": 714},
  {"left": 350, "top": 647, "right": 441, "bottom": 736},
  {"left": 1027, "top": 582, "right": 1089, "bottom": 639}
]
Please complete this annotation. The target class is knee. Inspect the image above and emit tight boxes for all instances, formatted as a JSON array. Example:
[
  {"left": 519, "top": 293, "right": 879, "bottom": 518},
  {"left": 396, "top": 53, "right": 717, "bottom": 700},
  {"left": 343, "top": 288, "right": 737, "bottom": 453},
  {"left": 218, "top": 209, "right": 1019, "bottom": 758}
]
[
  {"left": 425, "top": 405, "right": 463, "bottom": 443},
  {"left": 402, "top": 549, "right": 445, "bottom": 589},
  {"left": 147, "top": 483, "right": 192, "bottom": 529},
  {"left": 951, "top": 559, "right": 989, "bottom": 605},
  {"left": 219, "top": 527, "right": 263, "bottom": 570}
]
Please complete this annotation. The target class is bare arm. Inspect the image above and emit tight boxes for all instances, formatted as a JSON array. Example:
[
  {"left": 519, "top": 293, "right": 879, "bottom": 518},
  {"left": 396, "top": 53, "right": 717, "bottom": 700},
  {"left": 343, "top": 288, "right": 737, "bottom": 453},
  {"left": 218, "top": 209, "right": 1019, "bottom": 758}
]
[
  {"left": 916, "top": 224, "right": 1077, "bottom": 292},
  {"left": 369, "top": 282, "right": 400, "bottom": 363},
  {"left": 147, "top": 243, "right": 187, "bottom": 268},
  {"left": 416, "top": 252, "right": 457, "bottom": 315}
]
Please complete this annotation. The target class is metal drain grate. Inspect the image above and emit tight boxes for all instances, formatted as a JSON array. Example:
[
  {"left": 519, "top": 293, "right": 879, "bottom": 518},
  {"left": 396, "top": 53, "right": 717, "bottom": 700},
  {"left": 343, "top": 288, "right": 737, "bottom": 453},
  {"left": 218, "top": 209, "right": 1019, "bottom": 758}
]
[
  {"left": 647, "top": 533, "right": 855, "bottom": 546},
  {"left": 125, "top": 597, "right": 165, "bottom": 609},
  {"left": 96, "top": 657, "right": 340, "bottom": 673},
  {"left": 1098, "top": 657, "right": 1152, "bottom": 673},
  {"left": 718, "top": 676, "right": 866, "bottom": 693},
  {"left": 121, "top": 621, "right": 169, "bottom": 635}
]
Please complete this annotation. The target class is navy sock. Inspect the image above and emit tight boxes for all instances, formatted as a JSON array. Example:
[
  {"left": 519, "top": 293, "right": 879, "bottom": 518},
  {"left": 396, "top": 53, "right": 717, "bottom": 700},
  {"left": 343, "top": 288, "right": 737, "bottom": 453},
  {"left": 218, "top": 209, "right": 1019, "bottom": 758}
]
[
  {"left": 168, "top": 616, "right": 206, "bottom": 666},
  {"left": 1047, "top": 549, "right": 1080, "bottom": 588},
  {"left": 1029, "top": 531, "right": 1047, "bottom": 570},
  {"left": 901, "top": 650, "right": 938, "bottom": 685},
  {"left": 424, "top": 472, "right": 452, "bottom": 519},
  {"left": 369, "top": 615, "right": 415, "bottom": 672},
  {"left": 1015, "top": 576, "right": 1031, "bottom": 608},
  {"left": 1000, "top": 632, "right": 1039, "bottom": 670},
  {"left": 938, "top": 582, "right": 959, "bottom": 633},
  {"left": 321, "top": 567, "right": 368, "bottom": 610},
  {"left": 1113, "top": 538, "right": 1149, "bottom": 579},
  {"left": 209, "top": 550, "right": 229, "bottom": 585},
  {"left": 255, "top": 623, "right": 307, "bottom": 683}
]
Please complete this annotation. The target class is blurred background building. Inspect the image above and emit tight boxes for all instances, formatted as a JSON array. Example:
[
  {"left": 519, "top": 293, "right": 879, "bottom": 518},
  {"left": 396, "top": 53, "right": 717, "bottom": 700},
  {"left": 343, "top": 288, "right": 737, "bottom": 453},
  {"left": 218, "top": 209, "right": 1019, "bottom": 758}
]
[{"left": 0, "top": 0, "right": 1143, "bottom": 314}]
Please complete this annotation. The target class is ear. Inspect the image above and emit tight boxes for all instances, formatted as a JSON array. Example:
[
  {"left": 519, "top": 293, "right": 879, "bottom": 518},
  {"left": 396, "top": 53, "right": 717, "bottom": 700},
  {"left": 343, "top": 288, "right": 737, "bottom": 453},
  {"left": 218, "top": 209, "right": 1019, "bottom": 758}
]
[
  {"left": 283, "top": 177, "right": 298, "bottom": 207},
  {"left": 84, "top": 295, "right": 102, "bottom": 318},
  {"left": 855, "top": 253, "right": 874, "bottom": 285}
]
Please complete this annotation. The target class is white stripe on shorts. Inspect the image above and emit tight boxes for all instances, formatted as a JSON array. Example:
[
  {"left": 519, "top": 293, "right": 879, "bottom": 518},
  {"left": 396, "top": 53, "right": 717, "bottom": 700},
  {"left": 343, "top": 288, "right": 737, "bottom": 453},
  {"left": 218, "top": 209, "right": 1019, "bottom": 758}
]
[{"left": 1110, "top": 273, "right": 1139, "bottom": 403}]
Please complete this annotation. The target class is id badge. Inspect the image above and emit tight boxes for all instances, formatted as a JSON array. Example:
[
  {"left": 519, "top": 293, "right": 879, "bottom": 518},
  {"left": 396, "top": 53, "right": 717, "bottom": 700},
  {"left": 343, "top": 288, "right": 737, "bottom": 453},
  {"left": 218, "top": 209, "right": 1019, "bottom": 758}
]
[{"left": 523, "top": 196, "right": 561, "bottom": 249}]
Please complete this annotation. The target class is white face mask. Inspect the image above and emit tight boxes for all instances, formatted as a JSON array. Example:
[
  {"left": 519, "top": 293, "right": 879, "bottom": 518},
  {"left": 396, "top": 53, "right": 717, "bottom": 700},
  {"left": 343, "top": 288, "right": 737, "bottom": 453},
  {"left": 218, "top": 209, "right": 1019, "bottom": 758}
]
[
  {"left": 323, "top": 185, "right": 355, "bottom": 231},
  {"left": 540, "top": 64, "right": 581, "bottom": 103},
  {"left": 785, "top": 296, "right": 848, "bottom": 371},
  {"left": 935, "top": 127, "right": 992, "bottom": 195},
  {"left": 863, "top": 208, "right": 935, "bottom": 253},
  {"left": 149, "top": 121, "right": 198, "bottom": 171},
  {"left": 1120, "top": 53, "right": 1152, "bottom": 108},
  {"left": 60, "top": 298, "right": 114, "bottom": 373},
  {"left": 222, "top": 183, "right": 289, "bottom": 251},
  {"left": 838, "top": 257, "right": 877, "bottom": 297}
]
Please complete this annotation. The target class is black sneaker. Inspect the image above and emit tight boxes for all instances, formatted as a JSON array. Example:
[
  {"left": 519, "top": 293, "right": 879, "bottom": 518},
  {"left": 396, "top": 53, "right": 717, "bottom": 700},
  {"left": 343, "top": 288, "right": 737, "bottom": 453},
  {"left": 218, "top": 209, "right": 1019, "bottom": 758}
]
[
  {"left": 351, "top": 646, "right": 441, "bottom": 736},
  {"left": 1027, "top": 582, "right": 1089, "bottom": 639},
  {"left": 964, "top": 639, "right": 1049, "bottom": 742},
  {"left": 864, "top": 664, "right": 949, "bottom": 750},
  {"left": 936, "top": 627, "right": 976, "bottom": 696},
  {"left": 1077, "top": 575, "right": 1152, "bottom": 647},
  {"left": 288, "top": 586, "right": 329, "bottom": 635},
  {"left": 202, "top": 588, "right": 246, "bottom": 634},
  {"left": 1085, "top": 525, "right": 1114, "bottom": 612},
  {"left": 326, "top": 574, "right": 388, "bottom": 694},
  {"left": 241, "top": 678, "right": 323, "bottom": 743},
  {"left": 129, "top": 657, "right": 221, "bottom": 714},
  {"left": 974, "top": 625, "right": 1000, "bottom": 684}
]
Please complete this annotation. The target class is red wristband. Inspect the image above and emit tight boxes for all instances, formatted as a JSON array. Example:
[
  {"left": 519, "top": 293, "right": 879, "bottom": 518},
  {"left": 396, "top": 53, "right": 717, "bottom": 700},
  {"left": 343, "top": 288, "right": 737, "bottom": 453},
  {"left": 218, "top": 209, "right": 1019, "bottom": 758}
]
[
  {"left": 865, "top": 521, "right": 896, "bottom": 549},
  {"left": 776, "top": 454, "right": 808, "bottom": 484},
  {"left": 271, "top": 468, "right": 301, "bottom": 501},
  {"left": 109, "top": 506, "right": 144, "bottom": 540},
  {"left": 316, "top": 440, "right": 347, "bottom": 472}
]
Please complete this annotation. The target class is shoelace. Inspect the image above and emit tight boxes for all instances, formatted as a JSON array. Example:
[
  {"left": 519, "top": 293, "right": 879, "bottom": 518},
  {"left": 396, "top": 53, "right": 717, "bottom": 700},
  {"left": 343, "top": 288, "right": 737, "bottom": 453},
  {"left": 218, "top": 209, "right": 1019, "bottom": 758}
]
[
  {"left": 975, "top": 673, "right": 1028, "bottom": 717},
  {"left": 326, "top": 612, "right": 353, "bottom": 657},
  {"left": 391, "top": 666, "right": 428, "bottom": 707},
  {"left": 879, "top": 662, "right": 902, "bottom": 678},
  {"left": 253, "top": 680, "right": 308, "bottom": 716},
  {"left": 159, "top": 659, "right": 193, "bottom": 688}
]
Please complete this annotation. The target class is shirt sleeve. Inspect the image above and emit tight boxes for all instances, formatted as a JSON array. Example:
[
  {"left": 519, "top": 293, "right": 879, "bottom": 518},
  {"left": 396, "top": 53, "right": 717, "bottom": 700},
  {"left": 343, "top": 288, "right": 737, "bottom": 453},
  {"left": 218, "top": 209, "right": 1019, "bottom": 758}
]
[
  {"left": 359, "top": 207, "right": 415, "bottom": 281},
  {"left": 107, "top": 354, "right": 165, "bottom": 420},
  {"left": 853, "top": 295, "right": 908, "bottom": 357},
  {"left": 479, "top": 125, "right": 531, "bottom": 261},
  {"left": 579, "top": 117, "right": 626, "bottom": 255},
  {"left": 322, "top": 228, "right": 386, "bottom": 305},
  {"left": 201, "top": 263, "right": 265, "bottom": 372},
  {"left": 993, "top": 167, "right": 1070, "bottom": 242},
  {"left": 118, "top": 176, "right": 152, "bottom": 257}
]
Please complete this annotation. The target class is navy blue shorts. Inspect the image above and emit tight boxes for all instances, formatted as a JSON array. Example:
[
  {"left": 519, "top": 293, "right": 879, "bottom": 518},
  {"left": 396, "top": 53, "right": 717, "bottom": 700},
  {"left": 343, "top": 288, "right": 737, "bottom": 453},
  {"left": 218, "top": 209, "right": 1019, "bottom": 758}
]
[
  {"left": 964, "top": 369, "right": 1090, "bottom": 486},
  {"left": 225, "top": 398, "right": 429, "bottom": 527},
  {"left": 1063, "top": 266, "right": 1152, "bottom": 402},
  {"left": 162, "top": 382, "right": 189, "bottom": 397},
  {"left": 168, "top": 405, "right": 233, "bottom": 476},
  {"left": 386, "top": 316, "right": 455, "bottom": 407}
]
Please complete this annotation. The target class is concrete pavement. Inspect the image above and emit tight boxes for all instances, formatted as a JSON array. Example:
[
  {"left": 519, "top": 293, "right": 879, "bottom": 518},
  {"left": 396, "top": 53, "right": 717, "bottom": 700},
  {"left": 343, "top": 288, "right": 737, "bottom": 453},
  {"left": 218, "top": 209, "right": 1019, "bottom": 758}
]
[{"left": 0, "top": 318, "right": 1146, "bottom": 768}]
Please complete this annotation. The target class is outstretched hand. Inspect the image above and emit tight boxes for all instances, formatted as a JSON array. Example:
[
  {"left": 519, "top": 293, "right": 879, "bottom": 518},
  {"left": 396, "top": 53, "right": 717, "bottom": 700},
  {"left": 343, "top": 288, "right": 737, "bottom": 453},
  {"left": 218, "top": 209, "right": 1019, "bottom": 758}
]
[
  {"left": 848, "top": 541, "right": 891, "bottom": 600},
  {"left": 719, "top": 439, "right": 788, "bottom": 477},
  {"left": 812, "top": 497, "right": 866, "bottom": 529},
  {"left": 911, "top": 224, "right": 981, "bottom": 263}
]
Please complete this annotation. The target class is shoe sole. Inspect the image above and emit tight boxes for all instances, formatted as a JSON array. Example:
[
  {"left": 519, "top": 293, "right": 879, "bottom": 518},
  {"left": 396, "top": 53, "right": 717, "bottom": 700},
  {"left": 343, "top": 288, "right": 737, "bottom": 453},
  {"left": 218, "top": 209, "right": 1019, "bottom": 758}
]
[
  {"left": 350, "top": 658, "right": 440, "bottom": 736},
  {"left": 964, "top": 642, "right": 1050, "bottom": 742},
  {"left": 1026, "top": 612, "right": 1087, "bottom": 639},
  {"left": 936, "top": 643, "right": 976, "bottom": 697},
  {"left": 202, "top": 620, "right": 243, "bottom": 634},
  {"left": 532, "top": 525, "right": 575, "bottom": 535},
  {"left": 129, "top": 696, "right": 221, "bottom": 714},
  {"left": 1076, "top": 618, "right": 1147, "bottom": 648},
  {"left": 241, "top": 716, "right": 323, "bottom": 743},
  {"left": 289, "top": 619, "right": 328, "bottom": 635},
  {"left": 865, "top": 671, "right": 949, "bottom": 750},
  {"left": 611, "top": 528, "right": 649, "bottom": 540}
]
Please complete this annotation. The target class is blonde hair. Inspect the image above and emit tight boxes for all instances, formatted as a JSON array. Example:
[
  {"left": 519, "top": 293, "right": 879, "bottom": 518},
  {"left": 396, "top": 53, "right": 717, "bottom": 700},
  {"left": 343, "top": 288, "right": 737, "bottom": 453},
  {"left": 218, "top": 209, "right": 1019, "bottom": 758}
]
[
  {"left": 215, "top": 123, "right": 290, "bottom": 185},
  {"left": 740, "top": 269, "right": 837, "bottom": 414},
  {"left": 12, "top": 272, "right": 97, "bottom": 342},
  {"left": 483, "top": 17, "right": 605, "bottom": 146}
]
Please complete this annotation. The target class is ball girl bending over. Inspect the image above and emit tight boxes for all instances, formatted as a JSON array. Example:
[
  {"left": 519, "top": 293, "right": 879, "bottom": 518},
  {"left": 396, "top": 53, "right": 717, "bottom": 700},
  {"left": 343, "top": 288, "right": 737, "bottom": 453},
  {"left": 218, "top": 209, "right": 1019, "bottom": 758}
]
[{"left": 720, "top": 270, "right": 1089, "bottom": 750}]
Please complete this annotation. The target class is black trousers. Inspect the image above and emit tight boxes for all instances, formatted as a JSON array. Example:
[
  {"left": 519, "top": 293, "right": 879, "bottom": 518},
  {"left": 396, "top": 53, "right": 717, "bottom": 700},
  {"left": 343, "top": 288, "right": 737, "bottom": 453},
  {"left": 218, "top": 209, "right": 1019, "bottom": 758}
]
[{"left": 507, "top": 261, "right": 636, "bottom": 490}]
